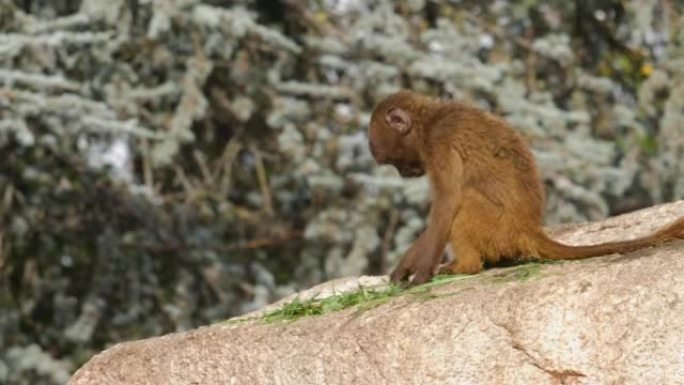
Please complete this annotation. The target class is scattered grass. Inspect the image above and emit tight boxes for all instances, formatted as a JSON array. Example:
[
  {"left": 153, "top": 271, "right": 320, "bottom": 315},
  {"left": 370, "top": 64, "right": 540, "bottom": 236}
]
[
  {"left": 491, "top": 260, "right": 561, "bottom": 283},
  {"left": 241, "top": 273, "right": 479, "bottom": 324},
  {"left": 509, "top": 263, "right": 542, "bottom": 281},
  {"left": 405, "top": 273, "right": 477, "bottom": 293},
  {"left": 260, "top": 283, "right": 404, "bottom": 323},
  {"left": 227, "top": 261, "right": 559, "bottom": 324}
]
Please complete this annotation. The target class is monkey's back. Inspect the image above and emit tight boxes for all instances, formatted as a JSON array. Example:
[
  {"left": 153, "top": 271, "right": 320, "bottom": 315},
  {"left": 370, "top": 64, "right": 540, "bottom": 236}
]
[{"left": 439, "top": 103, "right": 546, "bottom": 246}]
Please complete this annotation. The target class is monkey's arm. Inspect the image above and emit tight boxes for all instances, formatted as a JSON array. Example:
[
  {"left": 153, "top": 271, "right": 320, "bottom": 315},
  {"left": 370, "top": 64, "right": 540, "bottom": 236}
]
[{"left": 390, "top": 146, "right": 464, "bottom": 284}]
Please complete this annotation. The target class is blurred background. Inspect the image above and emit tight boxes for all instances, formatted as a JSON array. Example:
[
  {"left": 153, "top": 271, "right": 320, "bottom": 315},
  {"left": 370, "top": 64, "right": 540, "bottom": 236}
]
[{"left": 0, "top": 0, "right": 683, "bottom": 383}]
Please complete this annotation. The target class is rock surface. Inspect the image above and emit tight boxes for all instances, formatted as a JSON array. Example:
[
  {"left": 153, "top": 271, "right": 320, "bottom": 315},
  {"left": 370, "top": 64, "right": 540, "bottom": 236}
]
[{"left": 69, "top": 201, "right": 684, "bottom": 385}]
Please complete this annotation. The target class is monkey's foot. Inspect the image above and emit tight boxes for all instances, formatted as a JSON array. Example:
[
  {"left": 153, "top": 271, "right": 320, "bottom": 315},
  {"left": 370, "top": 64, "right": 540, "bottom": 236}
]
[{"left": 438, "top": 259, "right": 483, "bottom": 275}]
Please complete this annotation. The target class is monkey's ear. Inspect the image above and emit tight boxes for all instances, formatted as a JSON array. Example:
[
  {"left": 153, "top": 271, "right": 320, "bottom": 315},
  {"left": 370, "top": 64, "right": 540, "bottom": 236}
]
[{"left": 385, "top": 107, "right": 411, "bottom": 135}]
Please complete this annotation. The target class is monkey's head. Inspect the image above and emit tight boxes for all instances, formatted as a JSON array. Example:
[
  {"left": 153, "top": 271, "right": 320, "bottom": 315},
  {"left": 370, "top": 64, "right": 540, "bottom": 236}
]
[{"left": 368, "top": 91, "right": 426, "bottom": 178}]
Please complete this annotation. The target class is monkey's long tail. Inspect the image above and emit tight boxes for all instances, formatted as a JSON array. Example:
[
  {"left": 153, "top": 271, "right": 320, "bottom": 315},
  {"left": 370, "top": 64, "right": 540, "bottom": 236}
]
[{"left": 532, "top": 217, "right": 684, "bottom": 260}]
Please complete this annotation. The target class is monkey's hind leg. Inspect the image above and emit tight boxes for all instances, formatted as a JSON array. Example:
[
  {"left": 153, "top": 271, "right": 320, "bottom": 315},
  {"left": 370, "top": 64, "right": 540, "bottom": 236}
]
[{"left": 439, "top": 239, "right": 483, "bottom": 275}]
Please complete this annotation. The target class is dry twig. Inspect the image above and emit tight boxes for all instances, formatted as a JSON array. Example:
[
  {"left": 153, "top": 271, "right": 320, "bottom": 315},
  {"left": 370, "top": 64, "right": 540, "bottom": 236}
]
[{"left": 249, "top": 143, "right": 275, "bottom": 216}]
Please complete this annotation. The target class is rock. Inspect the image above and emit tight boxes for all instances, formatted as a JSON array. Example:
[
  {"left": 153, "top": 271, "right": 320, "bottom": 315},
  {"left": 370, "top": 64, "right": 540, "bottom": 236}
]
[{"left": 69, "top": 201, "right": 684, "bottom": 385}]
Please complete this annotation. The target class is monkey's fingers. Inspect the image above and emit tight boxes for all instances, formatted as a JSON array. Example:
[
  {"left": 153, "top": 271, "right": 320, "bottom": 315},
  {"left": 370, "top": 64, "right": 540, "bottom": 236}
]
[
  {"left": 410, "top": 268, "right": 433, "bottom": 286},
  {"left": 390, "top": 265, "right": 410, "bottom": 283}
]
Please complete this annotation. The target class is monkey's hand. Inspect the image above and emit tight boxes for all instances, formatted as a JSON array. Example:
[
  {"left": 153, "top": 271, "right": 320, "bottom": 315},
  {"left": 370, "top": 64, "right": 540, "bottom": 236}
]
[{"left": 390, "top": 243, "right": 439, "bottom": 285}]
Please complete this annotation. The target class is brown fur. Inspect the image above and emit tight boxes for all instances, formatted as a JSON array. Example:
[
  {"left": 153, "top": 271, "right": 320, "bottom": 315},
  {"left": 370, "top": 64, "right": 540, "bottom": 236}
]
[{"left": 368, "top": 90, "right": 684, "bottom": 284}]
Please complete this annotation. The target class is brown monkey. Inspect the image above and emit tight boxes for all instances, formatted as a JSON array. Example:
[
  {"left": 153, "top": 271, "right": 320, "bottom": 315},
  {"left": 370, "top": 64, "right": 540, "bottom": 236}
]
[{"left": 368, "top": 90, "right": 684, "bottom": 284}]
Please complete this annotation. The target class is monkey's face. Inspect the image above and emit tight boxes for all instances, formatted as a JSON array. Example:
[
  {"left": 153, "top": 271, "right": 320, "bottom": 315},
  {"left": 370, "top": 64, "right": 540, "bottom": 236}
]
[
  {"left": 396, "top": 160, "right": 426, "bottom": 177},
  {"left": 368, "top": 106, "right": 425, "bottom": 178}
]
